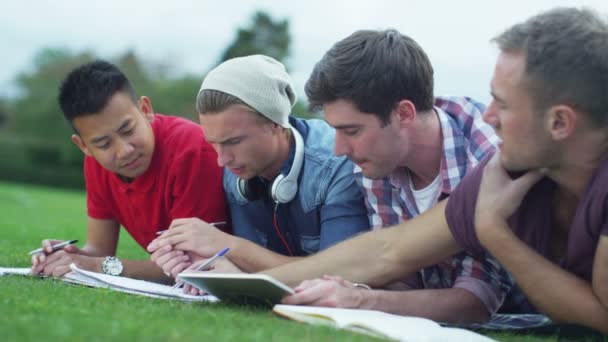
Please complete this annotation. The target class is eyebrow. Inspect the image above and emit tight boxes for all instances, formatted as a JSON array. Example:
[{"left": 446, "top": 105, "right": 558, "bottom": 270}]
[
  {"left": 89, "top": 118, "right": 133, "bottom": 144},
  {"left": 207, "top": 134, "right": 246, "bottom": 145},
  {"left": 331, "top": 123, "right": 362, "bottom": 130}
]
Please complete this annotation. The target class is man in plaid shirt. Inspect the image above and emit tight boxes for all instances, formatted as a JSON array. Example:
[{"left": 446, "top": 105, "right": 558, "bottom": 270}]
[{"left": 283, "top": 29, "right": 514, "bottom": 324}]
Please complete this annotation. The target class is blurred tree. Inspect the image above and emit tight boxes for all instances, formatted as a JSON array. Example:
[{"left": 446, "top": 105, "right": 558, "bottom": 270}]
[
  {"left": 148, "top": 75, "right": 200, "bottom": 121},
  {"left": 220, "top": 11, "right": 290, "bottom": 66},
  {"left": 11, "top": 47, "right": 95, "bottom": 165},
  {"left": 0, "top": 98, "right": 8, "bottom": 128}
]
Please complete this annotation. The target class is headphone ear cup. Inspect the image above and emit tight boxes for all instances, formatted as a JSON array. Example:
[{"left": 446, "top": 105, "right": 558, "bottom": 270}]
[
  {"left": 237, "top": 178, "right": 253, "bottom": 201},
  {"left": 272, "top": 175, "right": 297, "bottom": 203},
  {"left": 237, "top": 177, "right": 269, "bottom": 201},
  {"left": 270, "top": 126, "right": 304, "bottom": 204}
]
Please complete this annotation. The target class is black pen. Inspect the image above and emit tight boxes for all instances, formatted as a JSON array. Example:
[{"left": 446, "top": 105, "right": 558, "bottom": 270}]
[{"left": 28, "top": 240, "right": 79, "bottom": 256}]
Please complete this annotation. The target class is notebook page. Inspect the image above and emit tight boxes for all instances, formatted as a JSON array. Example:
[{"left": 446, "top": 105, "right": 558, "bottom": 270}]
[
  {"left": 0, "top": 267, "right": 33, "bottom": 276},
  {"left": 274, "top": 305, "right": 495, "bottom": 342},
  {"left": 70, "top": 264, "right": 218, "bottom": 302}
]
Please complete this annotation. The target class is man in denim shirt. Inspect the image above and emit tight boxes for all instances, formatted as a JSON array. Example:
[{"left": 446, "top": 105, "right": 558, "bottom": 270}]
[{"left": 148, "top": 55, "right": 370, "bottom": 275}]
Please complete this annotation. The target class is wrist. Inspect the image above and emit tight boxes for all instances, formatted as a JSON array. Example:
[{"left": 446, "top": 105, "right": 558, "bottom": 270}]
[
  {"left": 101, "top": 256, "right": 124, "bottom": 276},
  {"left": 477, "top": 217, "right": 513, "bottom": 248},
  {"left": 356, "top": 287, "right": 376, "bottom": 310}
]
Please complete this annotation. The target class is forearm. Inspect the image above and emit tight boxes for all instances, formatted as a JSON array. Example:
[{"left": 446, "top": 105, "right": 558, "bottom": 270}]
[
  {"left": 359, "top": 288, "right": 489, "bottom": 324},
  {"left": 265, "top": 227, "right": 407, "bottom": 287},
  {"left": 78, "top": 255, "right": 171, "bottom": 283},
  {"left": 120, "top": 259, "right": 171, "bottom": 283},
  {"left": 265, "top": 201, "right": 461, "bottom": 287},
  {"left": 229, "top": 237, "right": 303, "bottom": 273},
  {"left": 482, "top": 221, "right": 608, "bottom": 333}
]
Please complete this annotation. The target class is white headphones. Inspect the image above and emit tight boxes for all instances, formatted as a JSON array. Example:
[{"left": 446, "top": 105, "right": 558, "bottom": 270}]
[{"left": 236, "top": 126, "right": 304, "bottom": 203}]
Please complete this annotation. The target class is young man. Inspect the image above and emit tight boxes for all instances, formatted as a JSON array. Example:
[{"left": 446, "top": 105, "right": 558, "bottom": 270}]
[
  {"left": 147, "top": 55, "right": 370, "bottom": 275},
  {"left": 31, "top": 60, "right": 227, "bottom": 281},
  {"left": 268, "top": 8, "right": 608, "bottom": 333},
  {"left": 275, "top": 30, "right": 510, "bottom": 324}
]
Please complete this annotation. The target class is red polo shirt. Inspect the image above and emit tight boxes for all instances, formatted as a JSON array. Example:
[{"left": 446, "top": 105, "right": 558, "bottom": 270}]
[{"left": 84, "top": 114, "right": 227, "bottom": 249}]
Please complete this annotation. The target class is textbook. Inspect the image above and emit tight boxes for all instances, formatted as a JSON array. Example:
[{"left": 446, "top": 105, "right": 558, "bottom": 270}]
[
  {"left": 273, "top": 305, "right": 495, "bottom": 342},
  {"left": 0, "top": 264, "right": 217, "bottom": 302},
  {"left": 177, "top": 271, "right": 294, "bottom": 306}
]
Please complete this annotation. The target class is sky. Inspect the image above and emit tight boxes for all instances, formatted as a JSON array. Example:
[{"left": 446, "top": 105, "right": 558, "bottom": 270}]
[{"left": 2, "top": 0, "right": 608, "bottom": 105}]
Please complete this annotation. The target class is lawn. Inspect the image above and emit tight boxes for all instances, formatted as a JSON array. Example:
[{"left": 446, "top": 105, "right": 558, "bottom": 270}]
[{"left": 0, "top": 181, "right": 587, "bottom": 341}]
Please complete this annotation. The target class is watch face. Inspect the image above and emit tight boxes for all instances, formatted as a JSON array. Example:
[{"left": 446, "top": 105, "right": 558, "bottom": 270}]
[{"left": 104, "top": 257, "right": 123, "bottom": 276}]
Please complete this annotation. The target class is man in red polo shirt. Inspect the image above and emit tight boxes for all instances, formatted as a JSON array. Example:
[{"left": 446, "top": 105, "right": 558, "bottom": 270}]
[{"left": 30, "top": 60, "right": 226, "bottom": 282}]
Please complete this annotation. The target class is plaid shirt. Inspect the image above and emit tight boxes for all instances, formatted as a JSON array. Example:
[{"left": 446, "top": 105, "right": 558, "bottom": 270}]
[{"left": 354, "top": 96, "right": 513, "bottom": 314}]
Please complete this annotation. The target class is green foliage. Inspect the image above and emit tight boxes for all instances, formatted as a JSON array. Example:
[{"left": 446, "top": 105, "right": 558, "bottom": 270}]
[
  {"left": 220, "top": 11, "right": 291, "bottom": 66},
  {"left": 1, "top": 47, "right": 205, "bottom": 189},
  {"left": 293, "top": 100, "right": 320, "bottom": 120},
  {"left": 0, "top": 98, "right": 9, "bottom": 128},
  {"left": 0, "top": 10, "right": 303, "bottom": 189}
]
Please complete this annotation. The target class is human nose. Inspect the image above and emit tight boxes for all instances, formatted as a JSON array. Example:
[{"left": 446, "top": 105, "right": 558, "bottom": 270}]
[
  {"left": 116, "top": 138, "right": 135, "bottom": 159},
  {"left": 482, "top": 101, "right": 499, "bottom": 128},
  {"left": 333, "top": 133, "right": 352, "bottom": 157},
  {"left": 215, "top": 146, "right": 233, "bottom": 167}
]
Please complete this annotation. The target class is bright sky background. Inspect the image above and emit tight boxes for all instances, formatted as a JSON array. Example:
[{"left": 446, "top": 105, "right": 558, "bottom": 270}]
[{"left": 2, "top": 0, "right": 607, "bottom": 104}]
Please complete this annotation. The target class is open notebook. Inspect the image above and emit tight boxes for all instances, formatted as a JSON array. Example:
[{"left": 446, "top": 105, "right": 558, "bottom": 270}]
[
  {"left": 0, "top": 265, "right": 217, "bottom": 302},
  {"left": 273, "top": 305, "right": 495, "bottom": 342}
]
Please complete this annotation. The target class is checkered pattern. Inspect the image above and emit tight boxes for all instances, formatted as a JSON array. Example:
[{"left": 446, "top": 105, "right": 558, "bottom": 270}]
[{"left": 354, "top": 96, "right": 512, "bottom": 314}]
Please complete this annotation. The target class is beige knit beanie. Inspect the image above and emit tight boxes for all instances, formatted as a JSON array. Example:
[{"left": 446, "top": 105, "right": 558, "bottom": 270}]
[{"left": 198, "top": 55, "right": 297, "bottom": 128}]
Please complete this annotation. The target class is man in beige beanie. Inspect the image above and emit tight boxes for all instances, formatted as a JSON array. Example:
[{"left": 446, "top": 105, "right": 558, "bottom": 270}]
[{"left": 148, "top": 55, "right": 370, "bottom": 280}]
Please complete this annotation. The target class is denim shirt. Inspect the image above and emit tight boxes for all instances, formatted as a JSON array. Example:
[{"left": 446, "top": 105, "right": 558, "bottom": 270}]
[{"left": 223, "top": 117, "right": 370, "bottom": 256}]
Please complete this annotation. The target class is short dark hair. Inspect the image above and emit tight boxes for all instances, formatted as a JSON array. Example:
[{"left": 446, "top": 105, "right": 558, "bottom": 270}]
[
  {"left": 494, "top": 7, "right": 608, "bottom": 126},
  {"left": 58, "top": 60, "right": 136, "bottom": 125},
  {"left": 305, "top": 29, "right": 434, "bottom": 125}
]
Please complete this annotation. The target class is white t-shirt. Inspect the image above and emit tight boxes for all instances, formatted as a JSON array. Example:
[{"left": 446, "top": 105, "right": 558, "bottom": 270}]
[{"left": 409, "top": 173, "right": 442, "bottom": 213}]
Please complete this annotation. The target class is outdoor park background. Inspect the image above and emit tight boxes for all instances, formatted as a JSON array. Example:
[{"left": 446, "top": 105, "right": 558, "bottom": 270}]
[
  {"left": 2, "top": 0, "right": 607, "bottom": 190},
  {"left": 1, "top": 1, "right": 608, "bottom": 340}
]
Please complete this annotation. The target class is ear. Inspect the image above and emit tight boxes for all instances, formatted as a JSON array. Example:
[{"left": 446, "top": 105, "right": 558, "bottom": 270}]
[
  {"left": 393, "top": 100, "right": 417, "bottom": 127},
  {"left": 71, "top": 134, "right": 91, "bottom": 156},
  {"left": 546, "top": 105, "right": 576, "bottom": 141},
  {"left": 138, "top": 96, "right": 154, "bottom": 121}
]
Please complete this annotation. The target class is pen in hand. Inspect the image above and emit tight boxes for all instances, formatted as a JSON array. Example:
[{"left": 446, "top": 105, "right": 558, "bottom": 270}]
[
  {"left": 28, "top": 240, "right": 79, "bottom": 256},
  {"left": 156, "top": 221, "right": 227, "bottom": 235},
  {"left": 172, "top": 247, "right": 230, "bottom": 289}
]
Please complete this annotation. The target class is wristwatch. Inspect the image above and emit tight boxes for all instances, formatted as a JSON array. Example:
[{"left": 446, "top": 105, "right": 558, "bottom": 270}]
[{"left": 102, "top": 256, "right": 124, "bottom": 276}]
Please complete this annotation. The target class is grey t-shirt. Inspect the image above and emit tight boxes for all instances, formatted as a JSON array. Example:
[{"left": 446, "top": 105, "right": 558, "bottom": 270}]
[{"left": 445, "top": 152, "right": 608, "bottom": 281}]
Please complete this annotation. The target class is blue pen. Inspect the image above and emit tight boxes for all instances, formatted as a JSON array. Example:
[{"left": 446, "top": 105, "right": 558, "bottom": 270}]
[{"left": 172, "top": 247, "right": 230, "bottom": 289}]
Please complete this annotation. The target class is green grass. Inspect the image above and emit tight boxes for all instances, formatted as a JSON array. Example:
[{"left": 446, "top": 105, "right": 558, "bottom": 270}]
[{"left": 0, "top": 181, "right": 594, "bottom": 341}]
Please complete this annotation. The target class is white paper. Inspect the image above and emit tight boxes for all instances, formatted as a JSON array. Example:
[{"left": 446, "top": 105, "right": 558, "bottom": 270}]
[
  {"left": 0, "top": 267, "right": 32, "bottom": 276},
  {"left": 274, "top": 305, "right": 495, "bottom": 342},
  {"left": 68, "top": 264, "right": 218, "bottom": 302}
]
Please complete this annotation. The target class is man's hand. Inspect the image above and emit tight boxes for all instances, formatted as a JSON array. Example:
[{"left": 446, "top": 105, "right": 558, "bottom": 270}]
[
  {"left": 281, "top": 275, "right": 365, "bottom": 308},
  {"left": 475, "top": 151, "right": 544, "bottom": 242},
  {"left": 149, "top": 244, "right": 196, "bottom": 278},
  {"left": 147, "top": 218, "right": 232, "bottom": 258},
  {"left": 180, "top": 257, "right": 244, "bottom": 295},
  {"left": 31, "top": 239, "right": 100, "bottom": 277}
]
